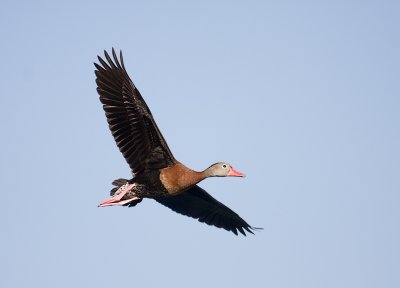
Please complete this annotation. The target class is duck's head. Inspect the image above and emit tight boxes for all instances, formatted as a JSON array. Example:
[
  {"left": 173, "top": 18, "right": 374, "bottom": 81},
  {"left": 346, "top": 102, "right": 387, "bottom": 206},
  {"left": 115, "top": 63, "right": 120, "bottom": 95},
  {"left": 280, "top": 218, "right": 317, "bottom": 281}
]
[{"left": 205, "top": 162, "right": 245, "bottom": 177}]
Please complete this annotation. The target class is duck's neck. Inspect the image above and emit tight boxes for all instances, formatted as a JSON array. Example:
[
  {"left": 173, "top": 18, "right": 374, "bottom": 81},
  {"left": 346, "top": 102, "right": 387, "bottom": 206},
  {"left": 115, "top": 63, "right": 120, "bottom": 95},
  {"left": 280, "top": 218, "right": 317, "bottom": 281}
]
[
  {"left": 201, "top": 167, "right": 214, "bottom": 178},
  {"left": 177, "top": 168, "right": 208, "bottom": 192},
  {"left": 193, "top": 170, "right": 209, "bottom": 183},
  {"left": 160, "top": 162, "right": 209, "bottom": 195}
]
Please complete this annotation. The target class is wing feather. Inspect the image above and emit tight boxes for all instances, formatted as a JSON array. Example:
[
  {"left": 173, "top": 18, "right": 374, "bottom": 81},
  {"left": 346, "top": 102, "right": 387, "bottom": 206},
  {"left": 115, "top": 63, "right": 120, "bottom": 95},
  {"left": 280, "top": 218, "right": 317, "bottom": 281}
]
[
  {"left": 95, "top": 48, "right": 176, "bottom": 173},
  {"left": 155, "top": 185, "right": 260, "bottom": 236}
]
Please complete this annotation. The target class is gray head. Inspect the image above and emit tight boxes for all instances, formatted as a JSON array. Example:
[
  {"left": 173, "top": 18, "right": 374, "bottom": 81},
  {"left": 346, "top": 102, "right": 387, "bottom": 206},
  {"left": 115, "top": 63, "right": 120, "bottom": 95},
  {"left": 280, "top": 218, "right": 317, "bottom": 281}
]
[{"left": 205, "top": 162, "right": 246, "bottom": 177}]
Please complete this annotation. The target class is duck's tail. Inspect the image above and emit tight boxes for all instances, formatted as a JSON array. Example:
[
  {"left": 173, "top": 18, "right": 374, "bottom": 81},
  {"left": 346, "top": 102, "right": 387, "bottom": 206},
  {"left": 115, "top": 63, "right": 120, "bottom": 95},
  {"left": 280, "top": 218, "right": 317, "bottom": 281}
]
[
  {"left": 103, "top": 178, "right": 142, "bottom": 207},
  {"left": 110, "top": 178, "right": 129, "bottom": 196}
]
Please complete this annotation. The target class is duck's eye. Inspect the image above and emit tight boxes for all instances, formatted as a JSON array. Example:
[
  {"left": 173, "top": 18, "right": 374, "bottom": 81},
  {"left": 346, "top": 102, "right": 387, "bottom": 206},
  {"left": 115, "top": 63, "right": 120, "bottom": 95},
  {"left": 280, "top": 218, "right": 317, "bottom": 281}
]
[{"left": 222, "top": 164, "right": 227, "bottom": 168}]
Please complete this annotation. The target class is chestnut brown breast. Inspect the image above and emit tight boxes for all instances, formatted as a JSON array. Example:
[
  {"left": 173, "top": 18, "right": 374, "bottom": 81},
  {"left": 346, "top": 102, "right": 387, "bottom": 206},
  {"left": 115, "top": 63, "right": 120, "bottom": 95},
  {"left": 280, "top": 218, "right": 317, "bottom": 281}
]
[{"left": 160, "top": 162, "right": 206, "bottom": 195}]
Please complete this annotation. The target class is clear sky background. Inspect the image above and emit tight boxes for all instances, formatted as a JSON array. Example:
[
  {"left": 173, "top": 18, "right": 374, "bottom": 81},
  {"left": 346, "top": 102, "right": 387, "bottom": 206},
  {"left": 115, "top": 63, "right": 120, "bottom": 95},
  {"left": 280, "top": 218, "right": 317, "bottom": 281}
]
[{"left": 1, "top": 1, "right": 399, "bottom": 287}]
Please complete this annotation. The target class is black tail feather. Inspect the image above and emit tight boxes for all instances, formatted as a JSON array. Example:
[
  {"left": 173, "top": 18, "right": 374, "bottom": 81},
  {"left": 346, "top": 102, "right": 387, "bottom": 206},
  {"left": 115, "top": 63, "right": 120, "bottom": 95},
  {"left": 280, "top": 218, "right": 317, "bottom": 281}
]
[
  {"left": 110, "top": 178, "right": 129, "bottom": 196},
  {"left": 109, "top": 178, "right": 142, "bottom": 207}
]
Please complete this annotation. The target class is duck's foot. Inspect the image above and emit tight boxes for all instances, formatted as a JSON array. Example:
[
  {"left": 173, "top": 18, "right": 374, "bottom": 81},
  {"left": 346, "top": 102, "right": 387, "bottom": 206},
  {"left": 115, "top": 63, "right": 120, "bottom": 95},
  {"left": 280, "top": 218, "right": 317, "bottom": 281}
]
[
  {"left": 98, "top": 196, "right": 141, "bottom": 207},
  {"left": 98, "top": 183, "right": 138, "bottom": 207}
]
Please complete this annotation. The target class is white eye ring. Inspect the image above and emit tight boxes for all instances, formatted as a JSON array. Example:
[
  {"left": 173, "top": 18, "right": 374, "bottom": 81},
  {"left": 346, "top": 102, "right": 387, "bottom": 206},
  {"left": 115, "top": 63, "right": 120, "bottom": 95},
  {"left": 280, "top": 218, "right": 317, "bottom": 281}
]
[{"left": 222, "top": 164, "right": 227, "bottom": 168}]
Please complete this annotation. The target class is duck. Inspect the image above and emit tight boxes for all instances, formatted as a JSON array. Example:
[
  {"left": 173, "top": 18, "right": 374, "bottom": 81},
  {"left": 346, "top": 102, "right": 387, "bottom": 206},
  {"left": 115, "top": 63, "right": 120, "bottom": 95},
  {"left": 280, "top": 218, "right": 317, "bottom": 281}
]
[{"left": 94, "top": 48, "right": 260, "bottom": 236}]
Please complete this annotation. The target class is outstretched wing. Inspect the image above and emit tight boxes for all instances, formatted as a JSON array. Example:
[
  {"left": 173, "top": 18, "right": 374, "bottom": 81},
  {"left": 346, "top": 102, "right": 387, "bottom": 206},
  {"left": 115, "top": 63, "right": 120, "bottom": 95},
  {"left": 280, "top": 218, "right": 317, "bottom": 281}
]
[
  {"left": 155, "top": 185, "right": 260, "bottom": 236},
  {"left": 95, "top": 49, "right": 175, "bottom": 174}
]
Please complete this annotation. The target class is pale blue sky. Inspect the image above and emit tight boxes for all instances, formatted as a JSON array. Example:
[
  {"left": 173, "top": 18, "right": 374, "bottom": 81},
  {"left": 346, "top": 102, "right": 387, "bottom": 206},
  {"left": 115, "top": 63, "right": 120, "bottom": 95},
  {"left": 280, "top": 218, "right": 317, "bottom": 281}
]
[{"left": 1, "top": 1, "right": 399, "bottom": 287}]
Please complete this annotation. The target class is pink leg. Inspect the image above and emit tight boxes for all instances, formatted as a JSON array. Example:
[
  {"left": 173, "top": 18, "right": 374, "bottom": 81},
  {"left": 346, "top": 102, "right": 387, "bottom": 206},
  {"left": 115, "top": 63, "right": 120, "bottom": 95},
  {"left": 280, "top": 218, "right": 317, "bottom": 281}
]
[
  {"left": 98, "top": 196, "right": 141, "bottom": 207},
  {"left": 98, "top": 183, "right": 136, "bottom": 207}
]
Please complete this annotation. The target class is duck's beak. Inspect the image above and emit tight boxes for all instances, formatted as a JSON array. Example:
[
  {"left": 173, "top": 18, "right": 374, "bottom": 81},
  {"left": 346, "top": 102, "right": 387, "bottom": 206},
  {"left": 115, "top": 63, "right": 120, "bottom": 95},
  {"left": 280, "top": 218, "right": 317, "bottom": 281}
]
[{"left": 227, "top": 167, "right": 246, "bottom": 177}]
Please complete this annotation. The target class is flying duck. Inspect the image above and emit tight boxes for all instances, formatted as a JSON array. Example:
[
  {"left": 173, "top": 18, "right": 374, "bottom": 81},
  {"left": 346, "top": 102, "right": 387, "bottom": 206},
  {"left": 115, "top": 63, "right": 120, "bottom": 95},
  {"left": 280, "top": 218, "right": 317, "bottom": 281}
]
[{"left": 94, "top": 48, "right": 260, "bottom": 236}]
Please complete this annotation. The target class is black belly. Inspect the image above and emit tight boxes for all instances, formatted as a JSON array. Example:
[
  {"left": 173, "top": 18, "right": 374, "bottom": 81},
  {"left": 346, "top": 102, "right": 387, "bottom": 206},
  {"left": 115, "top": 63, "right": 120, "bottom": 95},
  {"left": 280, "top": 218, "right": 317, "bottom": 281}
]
[{"left": 128, "top": 170, "right": 169, "bottom": 198}]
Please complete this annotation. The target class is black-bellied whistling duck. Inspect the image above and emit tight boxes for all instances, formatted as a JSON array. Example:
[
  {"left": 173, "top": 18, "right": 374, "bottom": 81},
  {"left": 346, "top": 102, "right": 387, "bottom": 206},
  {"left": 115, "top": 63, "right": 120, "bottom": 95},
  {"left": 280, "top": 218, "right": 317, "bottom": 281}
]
[{"left": 94, "top": 49, "right": 260, "bottom": 236}]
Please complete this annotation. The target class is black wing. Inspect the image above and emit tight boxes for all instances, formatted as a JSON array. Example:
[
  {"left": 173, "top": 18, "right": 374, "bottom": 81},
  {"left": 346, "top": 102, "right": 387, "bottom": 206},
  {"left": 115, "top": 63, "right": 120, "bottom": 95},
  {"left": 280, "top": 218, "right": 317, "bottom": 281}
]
[
  {"left": 155, "top": 185, "right": 260, "bottom": 236},
  {"left": 95, "top": 49, "right": 175, "bottom": 174}
]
